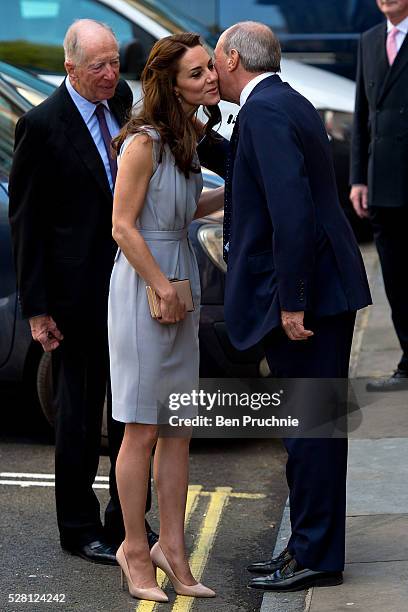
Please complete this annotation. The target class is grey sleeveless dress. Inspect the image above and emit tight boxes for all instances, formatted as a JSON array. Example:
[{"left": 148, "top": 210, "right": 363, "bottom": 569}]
[{"left": 108, "top": 128, "right": 202, "bottom": 423}]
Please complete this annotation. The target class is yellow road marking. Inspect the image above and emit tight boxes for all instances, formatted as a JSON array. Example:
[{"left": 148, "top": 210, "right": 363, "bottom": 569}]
[
  {"left": 171, "top": 487, "right": 232, "bottom": 612},
  {"left": 135, "top": 486, "right": 203, "bottom": 612},
  {"left": 200, "top": 491, "right": 265, "bottom": 499}
]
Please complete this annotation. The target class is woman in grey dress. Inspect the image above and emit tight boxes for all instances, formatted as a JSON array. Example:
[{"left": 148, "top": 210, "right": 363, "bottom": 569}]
[{"left": 108, "top": 34, "right": 224, "bottom": 602}]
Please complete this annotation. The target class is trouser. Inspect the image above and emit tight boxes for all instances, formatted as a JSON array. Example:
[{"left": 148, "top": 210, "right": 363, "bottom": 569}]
[
  {"left": 264, "top": 311, "right": 355, "bottom": 572},
  {"left": 52, "top": 320, "right": 151, "bottom": 547},
  {"left": 370, "top": 206, "right": 408, "bottom": 371}
]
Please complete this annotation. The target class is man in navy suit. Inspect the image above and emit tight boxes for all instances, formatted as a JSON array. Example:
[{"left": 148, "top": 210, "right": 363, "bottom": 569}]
[{"left": 214, "top": 22, "right": 372, "bottom": 591}]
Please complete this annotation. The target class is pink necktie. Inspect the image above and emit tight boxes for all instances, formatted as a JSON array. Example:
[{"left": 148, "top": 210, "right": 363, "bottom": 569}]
[{"left": 386, "top": 27, "right": 399, "bottom": 66}]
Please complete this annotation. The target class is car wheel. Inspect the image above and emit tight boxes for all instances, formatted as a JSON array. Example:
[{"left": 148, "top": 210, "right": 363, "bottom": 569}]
[{"left": 36, "top": 352, "right": 55, "bottom": 427}]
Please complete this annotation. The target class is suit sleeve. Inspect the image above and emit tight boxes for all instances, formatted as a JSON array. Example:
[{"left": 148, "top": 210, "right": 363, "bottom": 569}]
[
  {"left": 242, "top": 103, "right": 316, "bottom": 312},
  {"left": 197, "top": 131, "right": 229, "bottom": 178},
  {"left": 350, "top": 36, "right": 369, "bottom": 185},
  {"left": 8, "top": 114, "right": 51, "bottom": 318}
]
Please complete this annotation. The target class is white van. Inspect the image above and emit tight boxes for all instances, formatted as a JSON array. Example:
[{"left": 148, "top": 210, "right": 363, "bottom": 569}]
[{"left": 0, "top": 0, "right": 355, "bottom": 141}]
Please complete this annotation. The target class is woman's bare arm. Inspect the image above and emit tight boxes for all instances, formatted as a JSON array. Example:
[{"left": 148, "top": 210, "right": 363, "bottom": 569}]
[
  {"left": 112, "top": 134, "right": 185, "bottom": 323},
  {"left": 194, "top": 185, "right": 224, "bottom": 219}
]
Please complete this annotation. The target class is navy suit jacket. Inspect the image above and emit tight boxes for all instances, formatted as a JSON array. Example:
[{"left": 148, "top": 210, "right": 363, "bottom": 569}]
[{"left": 224, "top": 75, "right": 371, "bottom": 350}]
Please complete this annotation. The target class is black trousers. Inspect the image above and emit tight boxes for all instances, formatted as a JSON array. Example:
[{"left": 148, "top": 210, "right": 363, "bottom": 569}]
[
  {"left": 264, "top": 312, "right": 356, "bottom": 572},
  {"left": 370, "top": 207, "right": 408, "bottom": 371},
  {"left": 52, "top": 321, "right": 151, "bottom": 547}
]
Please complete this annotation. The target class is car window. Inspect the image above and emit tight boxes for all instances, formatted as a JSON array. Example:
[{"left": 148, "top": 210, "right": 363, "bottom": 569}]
[
  {"left": 0, "top": 0, "right": 148, "bottom": 74},
  {"left": 0, "top": 90, "right": 21, "bottom": 177}
]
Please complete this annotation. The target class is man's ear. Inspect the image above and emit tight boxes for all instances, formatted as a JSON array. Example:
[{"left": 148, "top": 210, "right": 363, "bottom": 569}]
[
  {"left": 64, "top": 60, "right": 76, "bottom": 80},
  {"left": 228, "top": 49, "right": 240, "bottom": 72}
]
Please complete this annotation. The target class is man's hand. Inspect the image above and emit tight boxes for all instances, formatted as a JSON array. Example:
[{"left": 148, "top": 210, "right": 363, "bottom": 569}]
[
  {"left": 29, "top": 314, "right": 64, "bottom": 352},
  {"left": 349, "top": 184, "right": 369, "bottom": 218},
  {"left": 281, "top": 311, "right": 314, "bottom": 341}
]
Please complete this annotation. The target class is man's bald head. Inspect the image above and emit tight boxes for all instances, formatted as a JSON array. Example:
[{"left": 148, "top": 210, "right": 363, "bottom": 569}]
[
  {"left": 63, "top": 19, "right": 118, "bottom": 65},
  {"left": 63, "top": 19, "right": 120, "bottom": 103},
  {"left": 220, "top": 21, "right": 281, "bottom": 73}
]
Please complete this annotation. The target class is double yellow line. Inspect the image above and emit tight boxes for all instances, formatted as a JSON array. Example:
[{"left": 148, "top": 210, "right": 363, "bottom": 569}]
[{"left": 135, "top": 486, "right": 265, "bottom": 612}]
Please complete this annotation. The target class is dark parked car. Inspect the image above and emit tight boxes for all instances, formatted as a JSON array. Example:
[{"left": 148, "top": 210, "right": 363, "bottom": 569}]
[{"left": 0, "top": 64, "right": 265, "bottom": 430}]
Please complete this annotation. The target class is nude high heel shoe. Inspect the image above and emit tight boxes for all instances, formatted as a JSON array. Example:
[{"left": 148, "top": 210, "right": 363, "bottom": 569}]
[
  {"left": 116, "top": 542, "right": 169, "bottom": 603},
  {"left": 150, "top": 542, "right": 216, "bottom": 598}
]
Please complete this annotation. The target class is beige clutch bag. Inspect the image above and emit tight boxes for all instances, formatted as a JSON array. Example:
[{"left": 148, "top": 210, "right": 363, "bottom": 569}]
[{"left": 146, "top": 279, "right": 194, "bottom": 319}]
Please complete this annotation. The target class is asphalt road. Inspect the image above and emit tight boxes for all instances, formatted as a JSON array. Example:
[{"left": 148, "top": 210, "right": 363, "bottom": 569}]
[{"left": 0, "top": 388, "right": 288, "bottom": 612}]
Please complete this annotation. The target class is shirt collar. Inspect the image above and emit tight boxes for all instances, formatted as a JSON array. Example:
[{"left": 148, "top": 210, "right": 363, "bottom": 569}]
[
  {"left": 387, "top": 15, "right": 408, "bottom": 34},
  {"left": 239, "top": 72, "right": 275, "bottom": 107},
  {"left": 65, "top": 77, "right": 110, "bottom": 123}
]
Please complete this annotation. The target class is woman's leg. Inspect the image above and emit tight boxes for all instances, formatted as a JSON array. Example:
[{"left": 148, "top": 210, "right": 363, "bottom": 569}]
[
  {"left": 116, "top": 423, "right": 158, "bottom": 587},
  {"left": 154, "top": 433, "right": 196, "bottom": 584}
]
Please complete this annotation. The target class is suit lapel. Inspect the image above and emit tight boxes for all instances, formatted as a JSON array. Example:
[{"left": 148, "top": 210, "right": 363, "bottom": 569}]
[
  {"left": 58, "top": 81, "right": 112, "bottom": 203},
  {"left": 378, "top": 30, "right": 408, "bottom": 104},
  {"left": 373, "top": 23, "right": 389, "bottom": 103}
]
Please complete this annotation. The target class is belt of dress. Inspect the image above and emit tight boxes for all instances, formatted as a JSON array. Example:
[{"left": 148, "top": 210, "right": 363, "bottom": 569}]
[{"left": 138, "top": 228, "right": 188, "bottom": 241}]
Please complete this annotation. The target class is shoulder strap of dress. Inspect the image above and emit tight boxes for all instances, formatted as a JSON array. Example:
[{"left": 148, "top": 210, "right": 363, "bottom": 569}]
[{"left": 119, "top": 127, "right": 160, "bottom": 172}]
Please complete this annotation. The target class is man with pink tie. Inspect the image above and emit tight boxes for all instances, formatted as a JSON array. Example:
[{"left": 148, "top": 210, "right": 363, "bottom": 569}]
[{"left": 350, "top": 0, "right": 408, "bottom": 391}]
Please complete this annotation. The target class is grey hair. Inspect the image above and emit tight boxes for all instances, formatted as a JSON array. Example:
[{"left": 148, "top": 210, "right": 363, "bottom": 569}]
[
  {"left": 222, "top": 21, "right": 281, "bottom": 73},
  {"left": 63, "top": 19, "right": 117, "bottom": 64}
]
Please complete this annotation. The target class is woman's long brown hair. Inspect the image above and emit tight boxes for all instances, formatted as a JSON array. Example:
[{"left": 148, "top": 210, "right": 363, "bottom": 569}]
[{"left": 113, "top": 33, "right": 222, "bottom": 178}]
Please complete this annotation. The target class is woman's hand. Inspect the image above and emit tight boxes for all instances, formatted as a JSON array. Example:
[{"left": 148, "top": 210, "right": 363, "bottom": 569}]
[{"left": 157, "top": 285, "right": 187, "bottom": 324}]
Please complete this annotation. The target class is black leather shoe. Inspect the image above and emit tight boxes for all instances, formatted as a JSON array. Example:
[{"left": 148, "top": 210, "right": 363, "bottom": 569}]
[
  {"left": 247, "top": 547, "right": 292, "bottom": 574},
  {"left": 366, "top": 369, "right": 408, "bottom": 392},
  {"left": 62, "top": 539, "right": 118, "bottom": 565},
  {"left": 145, "top": 520, "right": 159, "bottom": 549},
  {"left": 249, "top": 558, "right": 343, "bottom": 592}
]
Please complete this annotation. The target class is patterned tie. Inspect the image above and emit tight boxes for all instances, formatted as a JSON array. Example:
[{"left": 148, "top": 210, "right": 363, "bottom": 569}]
[
  {"left": 223, "top": 114, "right": 240, "bottom": 263},
  {"left": 386, "top": 26, "right": 399, "bottom": 66},
  {"left": 95, "top": 103, "right": 118, "bottom": 187}
]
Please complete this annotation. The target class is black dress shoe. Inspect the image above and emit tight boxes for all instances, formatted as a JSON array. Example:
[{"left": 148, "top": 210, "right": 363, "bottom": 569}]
[
  {"left": 247, "top": 547, "right": 292, "bottom": 574},
  {"left": 249, "top": 558, "right": 343, "bottom": 592},
  {"left": 62, "top": 539, "right": 118, "bottom": 565},
  {"left": 366, "top": 369, "right": 408, "bottom": 392},
  {"left": 145, "top": 520, "right": 159, "bottom": 549}
]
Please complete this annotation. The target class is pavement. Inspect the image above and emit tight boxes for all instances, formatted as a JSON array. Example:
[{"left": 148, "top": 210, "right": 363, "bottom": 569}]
[{"left": 261, "top": 243, "right": 408, "bottom": 612}]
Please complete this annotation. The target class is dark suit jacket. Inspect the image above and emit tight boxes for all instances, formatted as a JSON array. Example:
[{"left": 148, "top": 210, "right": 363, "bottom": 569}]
[
  {"left": 224, "top": 75, "right": 371, "bottom": 350},
  {"left": 350, "top": 22, "right": 408, "bottom": 207},
  {"left": 8, "top": 79, "right": 132, "bottom": 324}
]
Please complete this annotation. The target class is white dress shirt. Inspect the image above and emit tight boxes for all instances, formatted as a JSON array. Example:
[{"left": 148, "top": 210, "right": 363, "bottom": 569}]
[
  {"left": 65, "top": 77, "right": 120, "bottom": 191},
  {"left": 387, "top": 15, "right": 408, "bottom": 52},
  {"left": 239, "top": 72, "right": 275, "bottom": 107}
]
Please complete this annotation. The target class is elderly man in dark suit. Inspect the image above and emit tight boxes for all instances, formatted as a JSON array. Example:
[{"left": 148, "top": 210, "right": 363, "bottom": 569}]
[
  {"left": 350, "top": 0, "right": 408, "bottom": 391},
  {"left": 8, "top": 19, "right": 156, "bottom": 564},
  {"left": 214, "top": 21, "right": 371, "bottom": 591}
]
